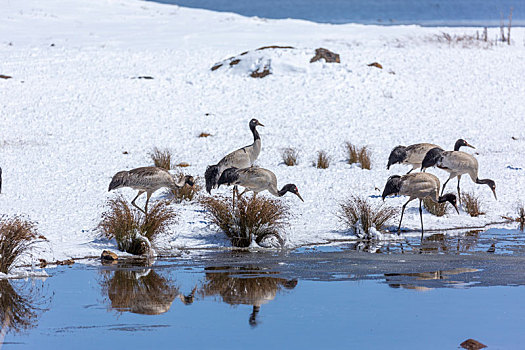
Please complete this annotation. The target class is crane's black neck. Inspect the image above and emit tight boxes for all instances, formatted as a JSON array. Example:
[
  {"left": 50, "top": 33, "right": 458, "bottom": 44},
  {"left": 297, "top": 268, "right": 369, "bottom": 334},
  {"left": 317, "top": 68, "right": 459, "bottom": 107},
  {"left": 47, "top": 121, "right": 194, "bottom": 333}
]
[
  {"left": 278, "top": 184, "right": 294, "bottom": 197},
  {"left": 476, "top": 178, "right": 493, "bottom": 185},
  {"left": 250, "top": 124, "right": 260, "bottom": 142}
]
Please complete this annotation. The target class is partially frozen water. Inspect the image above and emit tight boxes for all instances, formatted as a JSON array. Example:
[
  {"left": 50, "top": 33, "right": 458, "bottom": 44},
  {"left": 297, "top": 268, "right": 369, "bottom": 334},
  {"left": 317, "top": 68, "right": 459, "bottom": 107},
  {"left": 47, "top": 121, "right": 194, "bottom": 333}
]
[{"left": 2, "top": 228, "right": 525, "bottom": 349}]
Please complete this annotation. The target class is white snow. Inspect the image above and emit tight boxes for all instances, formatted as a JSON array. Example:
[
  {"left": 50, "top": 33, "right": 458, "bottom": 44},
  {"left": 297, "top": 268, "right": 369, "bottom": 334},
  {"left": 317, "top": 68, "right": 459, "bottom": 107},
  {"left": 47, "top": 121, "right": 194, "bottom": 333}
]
[{"left": 1, "top": 0, "right": 525, "bottom": 266}]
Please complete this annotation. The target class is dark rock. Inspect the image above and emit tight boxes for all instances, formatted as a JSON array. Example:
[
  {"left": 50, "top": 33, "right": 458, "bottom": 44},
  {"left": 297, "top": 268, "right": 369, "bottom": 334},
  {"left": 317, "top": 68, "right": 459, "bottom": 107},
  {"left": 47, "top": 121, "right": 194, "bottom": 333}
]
[
  {"left": 211, "top": 63, "right": 223, "bottom": 71},
  {"left": 250, "top": 65, "right": 271, "bottom": 78},
  {"left": 460, "top": 339, "right": 487, "bottom": 350},
  {"left": 0, "top": 75, "right": 12, "bottom": 79},
  {"left": 256, "top": 45, "right": 294, "bottom": 51},
  {"left": 368, "top": 62, "right": 383, "bottom": 69},
  {"left": 122, "top": 151, "right": 129, "bottom": 154},
  {"left": 229, "top": 59, "right": 241, "bottom": 66},
  {"left": 101, "top": 250, "right": 118, "bottom": 261},
  {"left": 310, "top": 48, "right": 340, "bottom": 63}
]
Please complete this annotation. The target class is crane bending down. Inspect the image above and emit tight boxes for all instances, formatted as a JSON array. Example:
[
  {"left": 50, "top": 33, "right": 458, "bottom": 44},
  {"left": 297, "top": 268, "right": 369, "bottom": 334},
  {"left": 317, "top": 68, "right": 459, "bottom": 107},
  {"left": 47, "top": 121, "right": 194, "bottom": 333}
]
[
  {"left": 421, "top": 144, "right": 496, "bottom": 201},
  {"left": 108, "top": 166, "right": 194, "bottom": 216},
  {"left": 382, "top": 172, "right": 459, "bottom": 239},
  {"left": 205, "top": 119, "right": 264, "bottom": 194},
  {"left": 217, "top": 167, "right": 304, "bottom": 204}
]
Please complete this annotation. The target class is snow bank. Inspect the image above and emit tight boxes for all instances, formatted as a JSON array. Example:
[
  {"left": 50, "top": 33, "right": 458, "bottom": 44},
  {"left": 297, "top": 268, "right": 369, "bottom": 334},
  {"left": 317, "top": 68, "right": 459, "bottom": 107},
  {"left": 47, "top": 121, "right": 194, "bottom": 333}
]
[{"left": 1, "top": 0, "right": 524, "bottom": 264}]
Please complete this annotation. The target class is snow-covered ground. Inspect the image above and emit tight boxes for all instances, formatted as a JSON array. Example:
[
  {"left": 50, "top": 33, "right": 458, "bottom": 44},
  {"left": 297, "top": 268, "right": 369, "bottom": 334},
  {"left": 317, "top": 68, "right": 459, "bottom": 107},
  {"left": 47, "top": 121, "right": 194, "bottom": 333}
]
[{"left": 1, "top": 0, "right": 524, "bottom": 264}]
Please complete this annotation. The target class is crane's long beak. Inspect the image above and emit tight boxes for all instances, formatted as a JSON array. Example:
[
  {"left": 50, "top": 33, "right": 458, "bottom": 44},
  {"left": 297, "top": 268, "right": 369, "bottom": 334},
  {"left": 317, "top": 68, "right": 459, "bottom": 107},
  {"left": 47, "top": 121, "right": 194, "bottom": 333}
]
[
  {"left": 453, "top": 204, "right": 460, "bottom": 214},
  {"left": 492, "top": 189, "right": 497, "bottom": 200},
  {"left": 296, "top": 192, "right": 304, "bottom": 202},
  {"left": 466, "top": 142, "right": 476, "bottom": 149},
  {"left": 257, "top": 121, "right": 265, "bottom": 127}
]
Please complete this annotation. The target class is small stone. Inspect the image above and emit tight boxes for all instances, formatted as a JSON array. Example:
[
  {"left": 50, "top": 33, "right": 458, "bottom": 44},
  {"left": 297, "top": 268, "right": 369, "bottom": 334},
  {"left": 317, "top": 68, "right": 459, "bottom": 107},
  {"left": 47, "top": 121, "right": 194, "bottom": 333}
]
[
  {"left": 101, "top": 250, "right": 118, "bottom": 261},
  {"left": 368, "top": 62, "right": 383, "bottom": 69},
  {"left": 122, "top": 151, "right": 129, "bottom": 154},
  {"left": 176, "top": 162, "right": 190, "bottom": 167},
  {"left": 0, "top": 75, "right": 12, "bottom": 79},
  {"left": 460, "top": 339, "right": 487, "bottom": 350},
  {"left": 310, "top": 48, "right": 340, "bottom": 63},
  {"left": 39, "top": 259, "right": 47, "bottom": 268}
]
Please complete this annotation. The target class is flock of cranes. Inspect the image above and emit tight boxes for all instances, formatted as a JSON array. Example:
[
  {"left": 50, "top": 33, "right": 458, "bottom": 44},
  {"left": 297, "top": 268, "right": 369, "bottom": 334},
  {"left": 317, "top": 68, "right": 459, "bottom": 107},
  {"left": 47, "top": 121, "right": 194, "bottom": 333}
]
[{"left": 108, "top": 119, "right": 496, "bottom": 239}]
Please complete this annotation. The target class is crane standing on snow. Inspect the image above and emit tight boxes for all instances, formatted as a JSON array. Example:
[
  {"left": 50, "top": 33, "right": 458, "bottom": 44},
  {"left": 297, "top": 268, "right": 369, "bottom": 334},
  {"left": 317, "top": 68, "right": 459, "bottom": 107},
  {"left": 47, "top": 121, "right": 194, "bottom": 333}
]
[
  {"left": 420, "top": 140, "right": 496, "bottom": 201},
  {"left": 218, "top": 167, "right": 304, "bottom": 204},
  {"left": 387, "top": 139, "right": 475, "bottom": 174},
  {"left": 205, "top": 119, "right": 264, "bottom": 194},
  {"left": 382, "top": 172, "right": 459, "bottom": 239},
  {"left": 108, "top": 167, "right": 194, "bottom": 217}
]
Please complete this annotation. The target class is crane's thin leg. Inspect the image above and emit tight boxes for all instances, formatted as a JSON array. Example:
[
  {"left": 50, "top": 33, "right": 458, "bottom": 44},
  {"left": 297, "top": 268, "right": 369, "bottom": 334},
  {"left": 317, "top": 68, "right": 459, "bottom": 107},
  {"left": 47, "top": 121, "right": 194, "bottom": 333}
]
[
  {"left": 419, "top": 199, "right": 424, "bottom": 241},
  {"left": 232, "top": 186, "right": 236, "bottom": 209},
  {"left": 131, "top": 191, "right": 146, "bottom": 214},
  {"left": 238, "top": 189, "right": 248, "bottom": 198},
  {"left": 457, "top": 175, "right": 462, "bottom": 204},
  {"left": 397, "top": 198, "right": 413, "bottom": 234},
  {"left": 144, "top": 192, "right": 152, "bottom": 220},
  {"left": 406, "top": 168, "right": 414, "bottom": 174},
  {"left": 441, "top": 175, "right": 454, "bottom": 196}
]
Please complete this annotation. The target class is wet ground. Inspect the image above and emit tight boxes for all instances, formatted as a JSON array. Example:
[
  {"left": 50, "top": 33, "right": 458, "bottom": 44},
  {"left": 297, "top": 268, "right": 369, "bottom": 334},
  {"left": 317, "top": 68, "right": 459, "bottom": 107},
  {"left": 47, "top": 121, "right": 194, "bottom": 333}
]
[{"left": 2, "top": 227, "right": 525, "bottom": 349}]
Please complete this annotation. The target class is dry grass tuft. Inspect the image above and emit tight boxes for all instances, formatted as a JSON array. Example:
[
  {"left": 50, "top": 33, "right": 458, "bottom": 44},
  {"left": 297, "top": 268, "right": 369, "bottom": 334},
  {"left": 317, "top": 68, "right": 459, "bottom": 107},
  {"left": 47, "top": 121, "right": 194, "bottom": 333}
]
[
  {"left": 200, "top": 195, "right": 289, "bottom": 248},
  {"left": 423, "top": 197, "right": 449, "bottom": 217},
  {"left": 198, "top": 132, "right": 212, "bottom": 138},
  {"left": 175, "top": 162, "right": 190, "bottom": 168},
  {"left": 426, "top": 31, "right": 495, "bottom": 48},
  {"left": 345, "top": 142, "right": 371, "bottom": 169},
  {"left": 338, "top": 195, "right": 397, "bottom": 238},
  {"left": 281, "top": 147, "right": 298, "bottom": 166},
  {"left": 171, "top": 174, "right": 201, "bottom": 203},
  {"left": 313, "top": 150, "right": 331, "bottom": 169},
  {"left": 461, "top": 192, "right": 485, "bottom": 217},
  {"left": 0, "top": 216, "right": 41, "bottom": 274},
  {"left": 149, "top": 147, "right": 172, "bottom": 170},
  {"left": 98, "top": 196, "right": 177, "bottom": 255}
]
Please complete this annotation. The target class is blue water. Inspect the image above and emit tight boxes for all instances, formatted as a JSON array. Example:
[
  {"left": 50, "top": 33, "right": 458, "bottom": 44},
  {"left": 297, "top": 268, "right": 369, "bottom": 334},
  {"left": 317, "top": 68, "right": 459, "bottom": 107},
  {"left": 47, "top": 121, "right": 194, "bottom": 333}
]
[
  {"left": 4, "top": 227, "right": 525, "bottom": 349},
  {"left": 147, "top": 0, "right": 524, "bottom": 26}
]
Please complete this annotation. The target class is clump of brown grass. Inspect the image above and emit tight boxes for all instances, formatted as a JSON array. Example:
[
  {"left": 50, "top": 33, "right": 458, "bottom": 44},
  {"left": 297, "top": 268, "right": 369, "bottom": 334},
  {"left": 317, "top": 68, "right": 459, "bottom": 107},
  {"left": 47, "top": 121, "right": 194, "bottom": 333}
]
[
  {"left": 313, "top": 150, "right": 330, "bottom": 169},
  {"left": 200, "top": 195, "right": 289, "bottom": 248},
  {"left": 423, "top": 197, "right": 449, "bottom": 217},
  {"left": 345, "top": 142, "right": 371, "bottom": 169},
  {"left": 175, "top": 162, "right": 190, "bottom": 168},
  {"left": 98, "top": 196, "right": 177, "bottom": 255},
  {"left": 0, "top": 216, "right": 41, "bottom": 274},
  {"left": 198, "top": 132, "right": 212, "bottom": 138},
  {"left": 338, "top": 195, "right": 397, "bottom": 238},
  {"left": 282, "top": 147, "right": 298, "bottom": 166},
  {"left": 149, "top": 147, "right": 172, "bottom": 170},
  {"left": 171, "top": 174, "right": 201, "bottom": 203},
  {"left": 461, "top": 192, "right": 485, "bottom": 217}
]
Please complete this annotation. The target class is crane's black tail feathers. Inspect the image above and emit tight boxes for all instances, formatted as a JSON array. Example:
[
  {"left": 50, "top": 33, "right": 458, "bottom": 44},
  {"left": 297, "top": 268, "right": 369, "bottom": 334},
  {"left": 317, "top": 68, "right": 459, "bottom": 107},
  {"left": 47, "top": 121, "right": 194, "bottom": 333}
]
[
  {"left": 205, "top": 165, "right": 220, "bottom": 194},
  {"left": 421, "top": 147, "right": 444, "bottom": 170},
  {"left": 108, "top": 171, "right": 127, "bottom": 192},
  {"left": 217, "top": 167, "right": 239, "bottom": 187}
]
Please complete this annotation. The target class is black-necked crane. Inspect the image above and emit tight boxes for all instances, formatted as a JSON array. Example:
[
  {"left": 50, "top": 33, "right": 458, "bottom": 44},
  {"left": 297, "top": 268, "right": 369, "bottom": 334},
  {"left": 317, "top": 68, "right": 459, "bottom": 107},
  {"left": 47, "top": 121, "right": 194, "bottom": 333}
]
[
  {"left": 387, "top": 139, "right": 475, "bottom": 174},
  {"left": 217, "top": 167, "right": 304, "bottom": 204},
  {"left": 108, "top": 166, "right": 194, "bottom": 217},
  {"left": 205, "top": 119, "right": 264, "bottom": 194},
  {"left": 382, "top": 172, "right": 459, "bottom": 239},
  {"left": 420, "top": 141, "right": 496, "bottom": 201}
]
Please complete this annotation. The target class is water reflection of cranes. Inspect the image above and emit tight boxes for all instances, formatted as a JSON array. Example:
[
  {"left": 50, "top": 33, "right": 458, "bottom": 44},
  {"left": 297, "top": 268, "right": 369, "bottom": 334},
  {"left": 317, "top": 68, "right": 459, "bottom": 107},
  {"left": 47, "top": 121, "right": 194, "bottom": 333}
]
[
  {"left": 199, "top": 266, "right": 297, "bottom": 327},
  {"left": 384, "top": 267, "right": 479, "bottom": 291},
  {"left": 100, "top": 265, "right": 195, "bottom": 315},
  {"left": 0, "top": 279, "right": 49, "bottom": 346}
]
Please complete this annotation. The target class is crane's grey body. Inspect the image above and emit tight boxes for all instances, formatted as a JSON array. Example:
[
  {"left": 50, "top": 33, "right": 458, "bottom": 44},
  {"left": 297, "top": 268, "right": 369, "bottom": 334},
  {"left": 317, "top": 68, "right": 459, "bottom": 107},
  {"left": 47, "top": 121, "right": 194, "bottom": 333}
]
[
  {"left": 387, "top": 143, "right": 441, "bottom": 173},
  {"left": 108, "top": 166, "right": 194, "bottom": 216},
  {"left": 205, "top": 119, "right": 263, "bottom": 194},
  {"left": 382, "top": 172, "right": 458, "bottom": 238},
  {"left": 421, "top": 146, "right": 497, "bottom": 200},
  {"left": 218, "top": 167, "right": 304, "bottom": 202}
]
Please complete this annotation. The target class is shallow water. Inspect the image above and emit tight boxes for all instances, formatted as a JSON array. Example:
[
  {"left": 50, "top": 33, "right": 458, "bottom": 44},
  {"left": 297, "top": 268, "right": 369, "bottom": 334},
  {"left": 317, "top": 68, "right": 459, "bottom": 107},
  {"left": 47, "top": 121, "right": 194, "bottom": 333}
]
[
  {"left": 2, "top": 228, "right": 525, "bottom": 349},
  {"left": 148, "top": 0, "right": 525, "bottom": 26}
]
